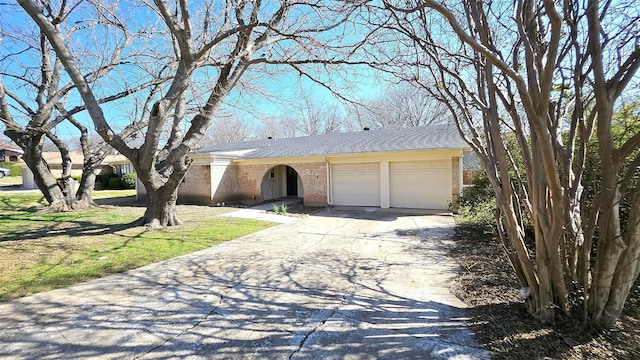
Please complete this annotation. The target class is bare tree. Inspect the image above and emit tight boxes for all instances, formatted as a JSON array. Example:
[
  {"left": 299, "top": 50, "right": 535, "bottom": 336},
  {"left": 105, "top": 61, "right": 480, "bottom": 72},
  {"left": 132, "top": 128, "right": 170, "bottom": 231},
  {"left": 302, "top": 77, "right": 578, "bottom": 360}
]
[
  {"left": 293, "top": 95, "right": 347, "bottom": 135},
  {"left": 255, "top": 115, "right": 298, "bottom": 139},
  {"left": 354, "top": 83, "right": 448, "bottom": 129},
  {"left": 2, "top": 0, "right": 192, "bottom": 215},
  {"left": 1, "top": 1, "right": 161, "bottom": 210},
  {"left": 377, "top": 0, "right": 640, "bottom": 327},
  {"left": 0, "top": 2, "right": 104, "bottom": 211},
  {"left": 200, "top": 115, "right": 254, "bottom": 145},
  {"left": 19, "top": 0, "right": 367, "bottom": 227},
  {"left": 257, "top": 94, "right": 348, "bottom": 138}
]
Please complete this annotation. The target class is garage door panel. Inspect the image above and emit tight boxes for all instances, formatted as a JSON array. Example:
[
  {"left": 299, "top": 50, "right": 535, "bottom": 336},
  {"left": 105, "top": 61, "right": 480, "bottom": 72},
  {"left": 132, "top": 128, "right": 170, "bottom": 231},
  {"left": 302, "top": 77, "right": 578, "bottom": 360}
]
[
  {"left": 390, "top": 160, "right": 450, "bottom": 209},
  {"left": 332, "top": 163, "right": 380, "bottom": 206}
]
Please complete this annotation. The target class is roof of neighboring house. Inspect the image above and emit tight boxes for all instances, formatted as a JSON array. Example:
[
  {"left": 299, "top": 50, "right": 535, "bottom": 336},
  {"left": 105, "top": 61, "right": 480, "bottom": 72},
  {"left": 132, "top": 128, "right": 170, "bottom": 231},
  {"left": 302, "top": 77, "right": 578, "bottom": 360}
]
[
  {"left": 0, "top": 142, "right": 24, "bottom": 154},
  {"left": 48, "top": 152, "right": 85, "bottom": 169},
  {"left": 42, "top": 151, "right": 85, "bottom": 165},
  {"left": 103, "top": 154, "right": 130, "bottom": 165},
  {"left": 194, "top": 125, "right": 469, "bottom": 160}
]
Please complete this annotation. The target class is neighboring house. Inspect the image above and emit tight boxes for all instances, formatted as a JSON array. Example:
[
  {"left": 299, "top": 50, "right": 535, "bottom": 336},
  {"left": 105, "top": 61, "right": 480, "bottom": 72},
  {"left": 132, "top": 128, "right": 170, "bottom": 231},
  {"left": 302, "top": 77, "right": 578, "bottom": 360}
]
[
  {"left": 16, "top": 150, "right": 138, "bottom": 190},
  {"left": 0, "top": 143, "right": 23, "bottom": 162},
  {"left": 20, "top": 152, "right": 86, "bottom": 189},
  {"left": 103, "top": 154, "right": 134, "bottom": 176},
  {"left": 138, "top": 125, "right": 470, "bottom": 210}
]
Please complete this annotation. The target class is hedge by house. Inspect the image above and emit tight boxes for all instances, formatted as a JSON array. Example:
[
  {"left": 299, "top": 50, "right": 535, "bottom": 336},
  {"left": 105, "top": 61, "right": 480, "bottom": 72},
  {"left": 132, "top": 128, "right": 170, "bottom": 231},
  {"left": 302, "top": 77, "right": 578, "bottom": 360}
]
[{"left": 0, "top": 162, "right": 22, "bottom": 177}]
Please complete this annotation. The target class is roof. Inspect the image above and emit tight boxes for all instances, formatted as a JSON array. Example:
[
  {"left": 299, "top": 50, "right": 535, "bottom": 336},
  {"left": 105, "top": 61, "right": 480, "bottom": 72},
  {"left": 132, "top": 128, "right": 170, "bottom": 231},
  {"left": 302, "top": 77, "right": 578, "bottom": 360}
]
[
  {"left": 0, "top": 142, "right": 23, "bottom": 154},
  {"left": 103, "top": 154, "right": 130, "bottom": 165},
  {"left": 42, "top": 151, "right": 85, "bottom": 164},
  {"left": 194, "top": 125, "right": 468, "bottom": 160}
]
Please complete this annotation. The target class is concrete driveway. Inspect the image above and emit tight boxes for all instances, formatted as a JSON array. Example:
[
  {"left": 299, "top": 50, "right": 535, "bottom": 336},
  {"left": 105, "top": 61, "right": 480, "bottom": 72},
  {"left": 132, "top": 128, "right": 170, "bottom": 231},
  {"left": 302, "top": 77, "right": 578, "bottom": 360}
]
[{"left": 0, "top": 208, "right": 490, "bottom": 359}]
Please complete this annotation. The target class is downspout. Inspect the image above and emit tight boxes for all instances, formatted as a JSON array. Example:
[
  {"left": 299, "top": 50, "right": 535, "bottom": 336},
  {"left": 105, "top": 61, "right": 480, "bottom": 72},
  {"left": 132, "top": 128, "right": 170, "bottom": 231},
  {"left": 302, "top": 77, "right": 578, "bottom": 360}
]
[{"left": 325, "top": 156, "right": 332, "bottom": 205}]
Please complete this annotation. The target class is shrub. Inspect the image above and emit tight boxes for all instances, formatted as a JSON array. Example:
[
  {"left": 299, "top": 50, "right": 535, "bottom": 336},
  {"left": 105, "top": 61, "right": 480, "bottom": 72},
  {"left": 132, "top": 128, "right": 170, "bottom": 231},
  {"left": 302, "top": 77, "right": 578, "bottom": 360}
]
[
  {"left": 96, "top": 173, "right": 110, "bottom": 186},
  {"left": 457, "top": 171, "right": 496, "bottom": 226},
  {"left": 108, "top": 177, "right": 122, "bottom": 189},
  {"left": 96, "top": 173, "right": 118, "bottom": 186},
  {"left": 0, "top": 162, "right": 22, "bottom": 177},
  {"left": 120, "top": 173, "right": 136, "bottom": 189}
]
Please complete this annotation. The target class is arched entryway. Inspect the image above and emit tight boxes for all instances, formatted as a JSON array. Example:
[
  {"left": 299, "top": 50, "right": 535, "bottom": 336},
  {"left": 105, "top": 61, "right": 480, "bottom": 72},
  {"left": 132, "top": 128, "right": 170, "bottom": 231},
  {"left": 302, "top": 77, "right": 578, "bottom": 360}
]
[{"left": 261, "top": 165, "right": 304, "bottom": 201}]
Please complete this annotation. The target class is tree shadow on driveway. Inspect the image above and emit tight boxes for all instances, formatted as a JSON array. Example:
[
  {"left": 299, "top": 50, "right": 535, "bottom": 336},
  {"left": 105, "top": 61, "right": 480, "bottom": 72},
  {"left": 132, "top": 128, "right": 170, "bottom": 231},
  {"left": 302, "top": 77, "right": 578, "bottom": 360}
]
[{"left": 0, "top": 209, "right": 489, "bottom": 359}]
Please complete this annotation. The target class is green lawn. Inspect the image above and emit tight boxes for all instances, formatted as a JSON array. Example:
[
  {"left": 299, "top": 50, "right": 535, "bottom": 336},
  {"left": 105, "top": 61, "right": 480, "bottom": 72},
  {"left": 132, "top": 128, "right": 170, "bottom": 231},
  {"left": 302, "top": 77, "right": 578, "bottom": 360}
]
[
  {"left": 0, "top": 190, "right": 273, "bottom": 302},
  {"left": 0, "top": 175, "right": 22, "bottom": 187}
]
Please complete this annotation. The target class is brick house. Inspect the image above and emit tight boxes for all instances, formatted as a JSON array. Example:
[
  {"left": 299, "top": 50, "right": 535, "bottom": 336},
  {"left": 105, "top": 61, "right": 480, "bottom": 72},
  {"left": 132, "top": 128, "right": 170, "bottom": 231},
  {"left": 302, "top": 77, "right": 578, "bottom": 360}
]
[
  {"left": 0, "top": 144, "right": 23, "bottom": 162},
  {"left": 138, "top": 125, "right": 469, "bottom": 210}
]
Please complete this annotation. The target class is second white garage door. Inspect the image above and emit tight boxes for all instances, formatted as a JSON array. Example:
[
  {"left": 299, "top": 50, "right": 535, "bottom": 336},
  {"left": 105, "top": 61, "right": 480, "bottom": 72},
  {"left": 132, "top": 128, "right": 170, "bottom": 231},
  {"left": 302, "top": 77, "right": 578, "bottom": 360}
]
[
  {"left": 332, "top": 163, "right": 380, "bottom": 206},
  {"left": 390, "top": 160, "right": 450, "bottom": 209}
]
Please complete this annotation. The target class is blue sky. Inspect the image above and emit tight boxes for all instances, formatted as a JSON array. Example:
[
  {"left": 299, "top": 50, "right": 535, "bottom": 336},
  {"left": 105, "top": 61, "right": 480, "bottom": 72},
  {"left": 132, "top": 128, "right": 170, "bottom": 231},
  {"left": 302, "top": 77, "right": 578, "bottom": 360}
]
[{"left": 0, "top": 0, "right": 392, "bottom": 141}]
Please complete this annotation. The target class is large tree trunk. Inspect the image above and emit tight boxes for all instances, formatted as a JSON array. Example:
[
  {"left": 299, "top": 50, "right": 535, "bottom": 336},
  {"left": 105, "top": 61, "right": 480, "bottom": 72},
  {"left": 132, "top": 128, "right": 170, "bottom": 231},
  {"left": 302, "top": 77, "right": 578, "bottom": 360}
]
[
  {"left": 140, "top": 185, "right": 183, "bottom": 228},
  {"left": 135, "top": 156, "right": 188, "bottom": 228},
  {"left": 74, "top": 153, "right": 108, "bottom": 211},
  {"left": 5, "top": 130, "right": 68, "bottom": 212},
  {"left": 47, "top": 132, "right": 76, "bottom": 209},
  {"left": 74, "top": 168, "right": 98, "bottom": 209},
  {"left": 66, "top": 115, "right": 112, "bottom": 209}
]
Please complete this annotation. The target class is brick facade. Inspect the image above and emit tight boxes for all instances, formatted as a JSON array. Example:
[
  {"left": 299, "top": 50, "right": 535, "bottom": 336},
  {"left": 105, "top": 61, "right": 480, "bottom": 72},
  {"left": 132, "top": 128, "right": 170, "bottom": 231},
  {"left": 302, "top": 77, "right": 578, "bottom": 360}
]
[
  {"left": 451, "top": 156, "right": 461, "bottom": 210},
  {"left": 290, "top": 162, "right": 327, "bottom": 206},
  {"left": 233, "top": 162, "right": 328, "bottom": 206},
  {"left": 159, "top": 155, "right": 465, "bottom": 210},
  {"left": 177, "top": 161, "right": 328, "bottom": 206},
  {"left": 178, "top": 165, "right": 213, "bottom": 205}
]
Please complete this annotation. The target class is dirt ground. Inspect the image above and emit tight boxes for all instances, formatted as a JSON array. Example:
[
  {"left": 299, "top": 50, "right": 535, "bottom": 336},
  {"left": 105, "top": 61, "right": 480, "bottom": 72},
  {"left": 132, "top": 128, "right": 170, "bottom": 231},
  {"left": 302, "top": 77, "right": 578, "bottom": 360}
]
[{"left": 451, "top": 224, "right": 640, "bottom": 360}]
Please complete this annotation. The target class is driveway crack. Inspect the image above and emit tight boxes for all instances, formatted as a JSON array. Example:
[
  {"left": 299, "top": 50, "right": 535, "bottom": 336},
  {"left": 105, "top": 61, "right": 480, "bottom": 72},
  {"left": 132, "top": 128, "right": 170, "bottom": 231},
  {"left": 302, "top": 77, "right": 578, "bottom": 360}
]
[
  {"left": 134, "top": 283, "right": 236, "bottom": 359},
  {"left": 288, "top": 294, "right": 347, "bottom": 359}
]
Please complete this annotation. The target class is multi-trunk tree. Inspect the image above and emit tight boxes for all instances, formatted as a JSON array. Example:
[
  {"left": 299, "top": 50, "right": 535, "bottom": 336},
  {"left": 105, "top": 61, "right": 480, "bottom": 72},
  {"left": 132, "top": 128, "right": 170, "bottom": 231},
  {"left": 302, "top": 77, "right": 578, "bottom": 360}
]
[
  {"left": 1, "top": 2, "right": 162, "bottom": 210},
  {"left": 19, "top": 0, "right": 367, "bottom": 227},
  {"left": 378, "top": 0, "right": 640, "bottom": 327}
]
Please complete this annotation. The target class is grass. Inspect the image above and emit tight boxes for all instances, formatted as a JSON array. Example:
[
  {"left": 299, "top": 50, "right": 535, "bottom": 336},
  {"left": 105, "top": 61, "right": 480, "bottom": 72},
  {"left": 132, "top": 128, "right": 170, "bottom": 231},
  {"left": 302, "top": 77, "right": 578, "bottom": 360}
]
[
  {"left": 0, "top": 190, "right": 274, "bottom": 302},
  {"left": 0, "top": 175, "right": 22, "bottom": 187}
]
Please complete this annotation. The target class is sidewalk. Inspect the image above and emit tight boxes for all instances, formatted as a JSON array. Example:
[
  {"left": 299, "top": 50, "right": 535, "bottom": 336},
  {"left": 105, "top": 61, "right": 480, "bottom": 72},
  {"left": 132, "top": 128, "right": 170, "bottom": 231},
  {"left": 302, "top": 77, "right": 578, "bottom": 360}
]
[{"left": 219, "top": 199, "right": 305, "bottom": 224}]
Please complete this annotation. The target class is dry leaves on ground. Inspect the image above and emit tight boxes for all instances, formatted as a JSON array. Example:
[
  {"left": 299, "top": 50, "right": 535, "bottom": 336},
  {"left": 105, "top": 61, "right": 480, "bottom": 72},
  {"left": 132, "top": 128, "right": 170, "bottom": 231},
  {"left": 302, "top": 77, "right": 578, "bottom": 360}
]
[{"left": 451, "top": 224, "right": 640, "bottom": 360}]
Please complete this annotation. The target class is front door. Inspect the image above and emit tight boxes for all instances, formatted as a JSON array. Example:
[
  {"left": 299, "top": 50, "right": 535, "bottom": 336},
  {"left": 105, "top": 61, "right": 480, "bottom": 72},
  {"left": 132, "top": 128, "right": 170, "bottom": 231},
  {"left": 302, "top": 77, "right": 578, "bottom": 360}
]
[{"left": 286, "top": 166, "right": 298, "bottom": 196}]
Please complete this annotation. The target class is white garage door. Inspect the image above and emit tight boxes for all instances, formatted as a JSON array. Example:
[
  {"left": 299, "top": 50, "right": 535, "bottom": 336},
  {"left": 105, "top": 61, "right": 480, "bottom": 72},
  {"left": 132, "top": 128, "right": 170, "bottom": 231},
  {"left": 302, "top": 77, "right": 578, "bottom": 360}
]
[
  {"left": 390, "top": 160, "right": 450, "bottom": 209},
  {"left": 332, "top": 163, "right": 380, "bottom": 206}
]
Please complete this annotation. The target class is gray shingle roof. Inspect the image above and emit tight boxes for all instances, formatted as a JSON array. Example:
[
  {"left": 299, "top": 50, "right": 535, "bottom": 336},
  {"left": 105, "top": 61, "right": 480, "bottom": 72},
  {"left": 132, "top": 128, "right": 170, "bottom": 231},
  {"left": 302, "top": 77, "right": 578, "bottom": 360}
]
[{"left": 194, "top": 125, "right": 468, "bottom": 160}]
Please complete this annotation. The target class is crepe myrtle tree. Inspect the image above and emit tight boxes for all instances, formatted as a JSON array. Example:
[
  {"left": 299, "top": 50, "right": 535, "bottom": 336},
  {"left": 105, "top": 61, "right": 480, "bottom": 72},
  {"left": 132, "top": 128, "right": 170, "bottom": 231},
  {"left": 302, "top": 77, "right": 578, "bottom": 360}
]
[
  {"left": 19, "top": 0, "right": 369, "bottom": 227},
  {"left": 377, "top": 0, "right": 640, "bottom": 327},
  {"left": 0, "top": 2, "right": 162, "bottom": 211}
]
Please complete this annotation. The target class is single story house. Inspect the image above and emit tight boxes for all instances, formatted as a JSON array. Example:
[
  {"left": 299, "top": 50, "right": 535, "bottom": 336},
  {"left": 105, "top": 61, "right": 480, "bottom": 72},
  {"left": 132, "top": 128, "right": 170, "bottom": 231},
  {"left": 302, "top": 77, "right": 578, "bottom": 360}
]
[
  {"left": 19, "top": 152, "right": 85, "bottom": 189},
  {"left": 0, "top": 143, "right": 23, "bottom": 163},
  {"left": 20, "top": 152, "right": 120, "bottom": 189},
  {"left": 103, "top": 153, "right": 135, "bottom": 176},
  {"left": 139, "top": 125, "right": 469, "bottom": 210}
]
